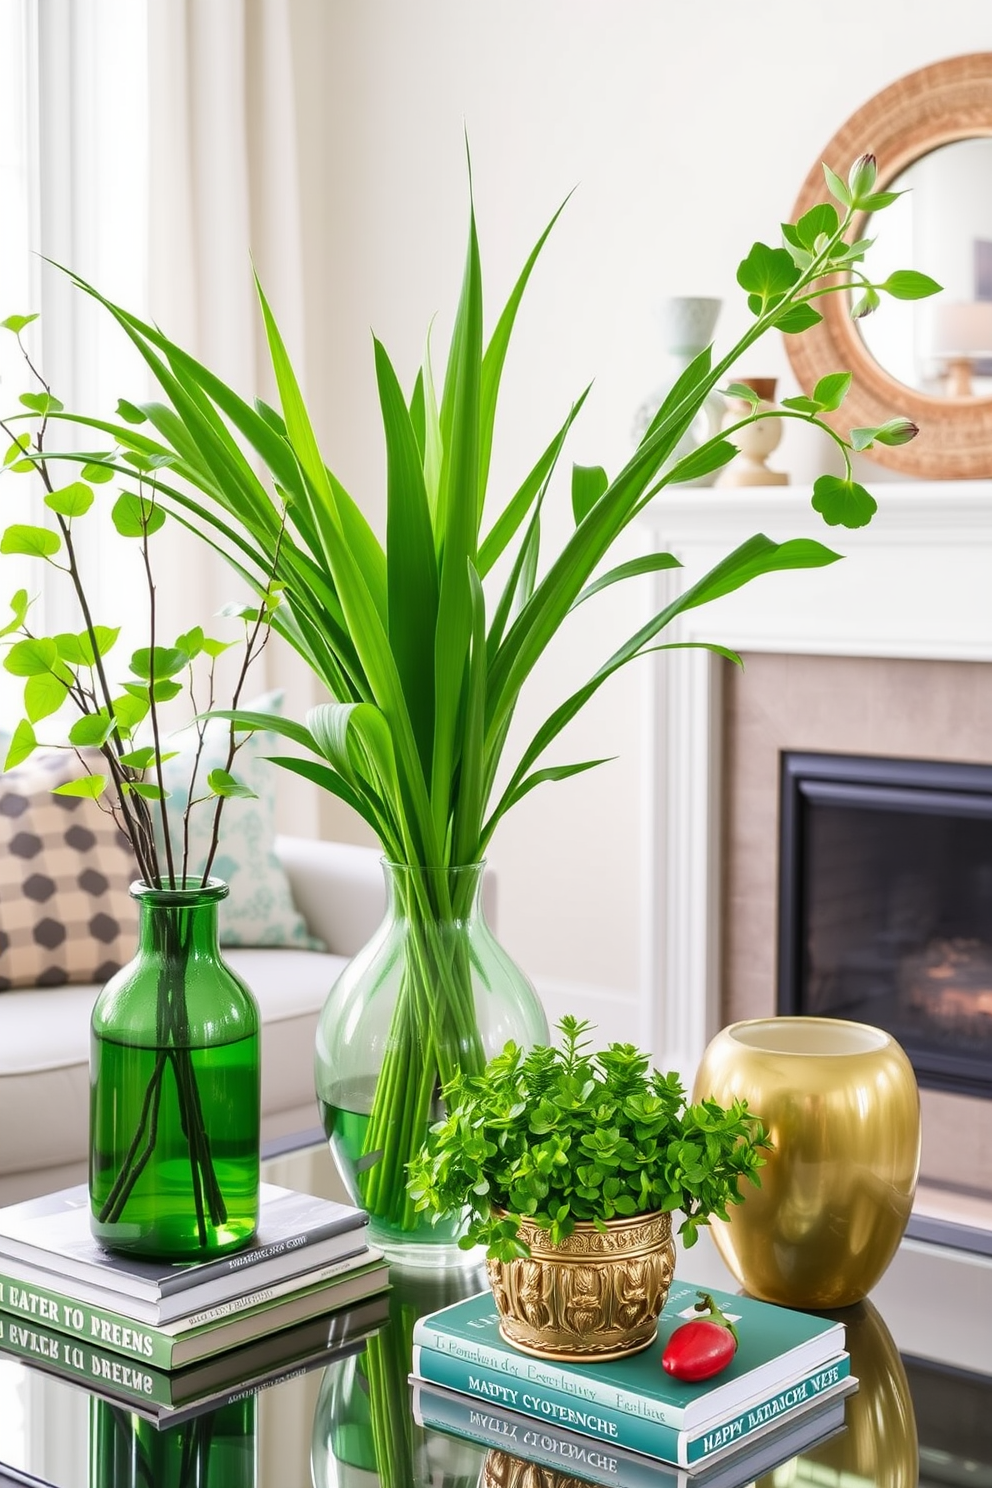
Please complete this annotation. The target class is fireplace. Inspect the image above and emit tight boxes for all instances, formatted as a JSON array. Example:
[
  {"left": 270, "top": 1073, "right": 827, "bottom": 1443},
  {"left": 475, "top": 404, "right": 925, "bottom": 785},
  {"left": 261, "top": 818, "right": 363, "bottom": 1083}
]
[
  {"left": 639, "top": 482, "right": 992, "bottom": 1211},
  {"left": 778, "top": 751, "right": 992, "bottom": 1100}
]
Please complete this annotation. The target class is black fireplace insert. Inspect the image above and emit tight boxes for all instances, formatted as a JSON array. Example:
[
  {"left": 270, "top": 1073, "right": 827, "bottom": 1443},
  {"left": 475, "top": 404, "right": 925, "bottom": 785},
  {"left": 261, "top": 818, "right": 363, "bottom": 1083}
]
[{"left": 778, "top": 751, "right": 992, "bottom": 1099}]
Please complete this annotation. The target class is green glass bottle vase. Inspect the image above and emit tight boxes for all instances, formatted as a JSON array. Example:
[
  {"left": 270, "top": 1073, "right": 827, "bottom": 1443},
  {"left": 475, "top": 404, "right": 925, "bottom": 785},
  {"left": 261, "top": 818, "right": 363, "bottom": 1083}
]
[
  {"left": 89, "top": 880, "right": 260, "bottom": 1260},
  {"left": 314, "top": 860, "right": 548, "bottom": 1266},
  {"left": 89, "top": 1396, "right": 257, "bottom": 1488}
]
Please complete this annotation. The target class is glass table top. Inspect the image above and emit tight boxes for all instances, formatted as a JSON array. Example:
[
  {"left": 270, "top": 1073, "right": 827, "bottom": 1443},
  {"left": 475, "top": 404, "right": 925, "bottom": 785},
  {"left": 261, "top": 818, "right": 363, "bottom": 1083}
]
[{"left": 0, "top": 1146, "right": 989, "bottom": 1488}]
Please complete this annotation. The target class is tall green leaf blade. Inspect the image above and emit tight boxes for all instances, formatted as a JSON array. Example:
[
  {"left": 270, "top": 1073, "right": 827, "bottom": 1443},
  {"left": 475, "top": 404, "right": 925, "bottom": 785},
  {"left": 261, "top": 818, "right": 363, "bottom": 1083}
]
[
  {"left": 483, "top": 643, "right": 738, "bottom": 848},
  {"left": 485, "top": 535, "right": 838, "bottom": 838},
  {"left": 452, "top": 562, "right": 487, "bottom": 864},
  {"left": 641, "top": 346, "right": 713, "bottom": 443},
  {"left": 487, "top": 505, "right": 541, "bottom": 665},
  {"left": 478, "top": 386, "right": 591, "bottom": 579},
  {"left": 478, "top": 195, "right": 570, "bottom": 509},
  {"left": 422, "top": 330, "right": 443, "bottom": 515},
  {"left": 432, "top": 195, "right": 484, "bottom": 841},
  {"left": 571, "top": 464, "right": 609, "bottom": 526},
  {"left": 307, "top": 701, "right": 407, "bottom": 860},
  {"left": 263, "top": 754, "right": 389, "bottom": 841},
  {"left": 253, "top": 277, "right": 367, "bottom": 592},
  {"left": 494, "top": 756, "right": 611, "bottom": 819},
  {"left": 203, "top": 709, "right": 321, "bottom": 751},
  {"left": 484, "top": 342, "right": 734, "bottom": 752},
  {"left": 409, "top": 368, "right": 426, "bottom": 460},
  {"left": 375, "top": 336, "right": 439, "bottom": 775},
  {"left": 251, "top": 285, "right": 435, "bottom": 852},
  {"left": 572, "top": 552, "right": 682, "bottom": 609},
  {"left": 253, "top": 277, "right": 389, "bottom": 633}
]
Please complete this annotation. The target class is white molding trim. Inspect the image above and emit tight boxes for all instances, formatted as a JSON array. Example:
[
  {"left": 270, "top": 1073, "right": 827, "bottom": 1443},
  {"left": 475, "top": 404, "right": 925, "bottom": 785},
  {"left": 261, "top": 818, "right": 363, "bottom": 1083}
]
[
  {"left": 638, "top": 480, "right": 992, "bottom": 1079},
  {"left": 533, "top": 975, "right": 642, "bottom": 1048}
]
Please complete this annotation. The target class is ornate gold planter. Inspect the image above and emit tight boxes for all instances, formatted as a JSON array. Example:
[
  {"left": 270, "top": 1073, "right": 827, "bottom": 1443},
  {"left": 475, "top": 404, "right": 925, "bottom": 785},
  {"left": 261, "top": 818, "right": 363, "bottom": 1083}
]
[
  {"left": 485, "top": 1210, "right": 675, "bottom": 1361},
  {"left": 693, "top": 1017, "right": 921, "bottom": 1308}
]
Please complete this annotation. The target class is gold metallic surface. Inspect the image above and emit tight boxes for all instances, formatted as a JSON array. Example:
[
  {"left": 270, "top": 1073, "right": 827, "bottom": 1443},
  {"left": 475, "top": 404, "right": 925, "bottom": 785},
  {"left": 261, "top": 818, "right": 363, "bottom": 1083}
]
[
  {"left": 483, "top": 1449, "right": 587, "bottom": 1487},
  {"left": 693, "top": 1018, "right": 921, "bottom": 1308},
  {"left": 486, "top": 1211, "right": 675, "bottom": 1360},
  {"left": 755, "top": 1298, "right": 918, "bottom": 1488}
]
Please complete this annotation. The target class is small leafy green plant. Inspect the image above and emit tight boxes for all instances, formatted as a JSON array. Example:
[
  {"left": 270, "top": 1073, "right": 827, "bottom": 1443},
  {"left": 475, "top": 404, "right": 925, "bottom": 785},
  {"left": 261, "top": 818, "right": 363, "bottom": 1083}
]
[{"left": 406, "top": 1016, "right": 771, "bottom": 1262}]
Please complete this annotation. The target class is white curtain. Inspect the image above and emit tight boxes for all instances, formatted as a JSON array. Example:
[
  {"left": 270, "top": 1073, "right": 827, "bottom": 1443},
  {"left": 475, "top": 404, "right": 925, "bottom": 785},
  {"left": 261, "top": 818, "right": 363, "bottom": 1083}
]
[
  {"left": 146, "top": 0, "right": 318, "bottom": 836},
  {"left": 0, "top": 0, "right": 318, "bottom": 828},
  {"left": 0, "top": 0, "right": 39, "bottom": 726},
  {"left": 0, "top": 0, "right": 149, "bottom": 723}
]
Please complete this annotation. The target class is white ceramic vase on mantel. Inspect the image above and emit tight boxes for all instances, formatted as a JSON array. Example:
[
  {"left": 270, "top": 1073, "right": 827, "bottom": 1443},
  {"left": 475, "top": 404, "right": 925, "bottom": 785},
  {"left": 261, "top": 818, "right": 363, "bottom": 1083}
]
[{"left": 632, "top": 296, "right": 725, "bottom": 484}]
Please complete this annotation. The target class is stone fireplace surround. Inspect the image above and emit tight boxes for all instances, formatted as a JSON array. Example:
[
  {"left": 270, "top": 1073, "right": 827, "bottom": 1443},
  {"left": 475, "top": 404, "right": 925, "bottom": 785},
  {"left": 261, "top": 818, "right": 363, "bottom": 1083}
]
[{"left": 639, "top": 481, "right": 992, "bottom": 1226}]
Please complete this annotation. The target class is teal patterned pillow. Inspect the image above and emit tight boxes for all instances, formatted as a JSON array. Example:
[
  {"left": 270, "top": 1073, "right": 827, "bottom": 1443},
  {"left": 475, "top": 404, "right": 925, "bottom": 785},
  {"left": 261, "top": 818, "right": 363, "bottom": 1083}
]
[{"left": 159, "top": 701, "right": 323, "bottom": 950}]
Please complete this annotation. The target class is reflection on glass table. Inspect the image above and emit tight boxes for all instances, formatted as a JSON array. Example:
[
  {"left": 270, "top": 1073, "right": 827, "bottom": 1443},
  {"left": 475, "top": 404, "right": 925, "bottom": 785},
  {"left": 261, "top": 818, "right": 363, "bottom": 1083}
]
[
  {"left": 1, "top": 1240, "right": 991, "bottom": 1488},
  {"left": 89, "top": 1396, "right": 257, "bottom": 1488}
]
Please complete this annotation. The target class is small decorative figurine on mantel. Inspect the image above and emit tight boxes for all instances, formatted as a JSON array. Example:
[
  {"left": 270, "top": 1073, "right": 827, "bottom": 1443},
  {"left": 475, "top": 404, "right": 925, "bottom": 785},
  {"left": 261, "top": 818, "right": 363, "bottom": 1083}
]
[{"left": 716, "top": 377, "right": 789, "bottom": 487}]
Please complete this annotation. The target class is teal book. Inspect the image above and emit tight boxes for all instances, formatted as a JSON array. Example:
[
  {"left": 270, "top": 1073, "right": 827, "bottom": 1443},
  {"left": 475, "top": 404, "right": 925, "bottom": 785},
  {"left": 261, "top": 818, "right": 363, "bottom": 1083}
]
[
  {"left": 411, "top": 1280, "right": 847, "bottom": 1435},
  {"left": 413, "top": 1343, "right": 852, "bottom": 1466},
  {"left": 412, "top": 1376, "right": 855, "bottom": 1488}
]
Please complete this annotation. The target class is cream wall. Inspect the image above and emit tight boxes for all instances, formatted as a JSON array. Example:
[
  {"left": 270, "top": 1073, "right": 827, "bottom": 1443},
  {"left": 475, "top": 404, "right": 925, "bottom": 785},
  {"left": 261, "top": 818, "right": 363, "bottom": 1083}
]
[{"left": 285, "top": 1, "right": 992, "bottom": 1043}]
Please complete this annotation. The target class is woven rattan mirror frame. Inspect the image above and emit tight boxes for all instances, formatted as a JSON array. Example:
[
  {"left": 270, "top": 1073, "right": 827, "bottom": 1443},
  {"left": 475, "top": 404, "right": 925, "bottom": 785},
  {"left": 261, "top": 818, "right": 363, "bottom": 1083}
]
[{"left": 786, "top": 53, "right": 992, "bottom": 479}]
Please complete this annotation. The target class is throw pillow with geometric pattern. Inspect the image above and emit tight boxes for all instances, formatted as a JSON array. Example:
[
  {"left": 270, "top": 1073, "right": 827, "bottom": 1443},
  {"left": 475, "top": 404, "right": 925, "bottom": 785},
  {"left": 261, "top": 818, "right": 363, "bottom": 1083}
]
[{"left": 0, "top": 750, "right": 139, "bottom": 991}]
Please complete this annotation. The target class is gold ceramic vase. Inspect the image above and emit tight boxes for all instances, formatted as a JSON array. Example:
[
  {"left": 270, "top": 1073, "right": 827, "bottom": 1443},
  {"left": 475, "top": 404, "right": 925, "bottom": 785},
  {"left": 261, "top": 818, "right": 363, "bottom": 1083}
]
[
  {"left": 692, "top": 1017, "right": 920, "bottom": 1308},
  {"left": 486, "top": 1211, "right": 675, "bottom": 1361}
]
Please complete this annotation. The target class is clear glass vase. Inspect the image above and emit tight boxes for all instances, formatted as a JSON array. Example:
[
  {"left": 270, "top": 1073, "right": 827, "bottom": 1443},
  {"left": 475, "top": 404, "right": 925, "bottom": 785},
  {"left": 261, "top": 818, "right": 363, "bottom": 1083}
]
[
  {"left": 311, "top": 1262, "right": 488, "bottom": 1488},
  {"left": 314, "top": 861, "right": 548, "bottom": 1266},
  {"left": 89, "top": 880, "right": 261, "bottom": 1260}
]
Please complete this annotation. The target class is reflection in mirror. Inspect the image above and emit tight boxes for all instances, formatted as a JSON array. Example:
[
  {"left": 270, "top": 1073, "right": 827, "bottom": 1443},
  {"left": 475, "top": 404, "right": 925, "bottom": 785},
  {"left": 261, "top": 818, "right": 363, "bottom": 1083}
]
[{"left": 858, "top": 137, "right": 992, "bottom": 398}]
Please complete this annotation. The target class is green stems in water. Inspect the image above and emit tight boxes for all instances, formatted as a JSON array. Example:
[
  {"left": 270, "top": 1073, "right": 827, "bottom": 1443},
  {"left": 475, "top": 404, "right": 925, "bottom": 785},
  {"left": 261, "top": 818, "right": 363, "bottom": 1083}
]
[
  {"left": 317, "top": 858, "right": 547, "bottom": 1255},
  {"left": 90, "top": 880, "right": 260, "bottom": 1258},
  {"left": 96, "top": 906, "right": 226, "bottom": 1245},
  {"left": 357, "top": 867, "right": 485, "bottom": 1232}
]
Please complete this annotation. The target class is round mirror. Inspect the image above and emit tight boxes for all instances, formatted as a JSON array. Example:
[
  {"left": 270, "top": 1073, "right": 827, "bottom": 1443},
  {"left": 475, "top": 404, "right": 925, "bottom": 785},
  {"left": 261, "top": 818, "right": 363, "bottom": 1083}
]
[
  {"left": 857, "top": 138, "right": 992, "bottom": 399},
  {"left": 785, "top": 54, "right": 992, "bottom": 478}
]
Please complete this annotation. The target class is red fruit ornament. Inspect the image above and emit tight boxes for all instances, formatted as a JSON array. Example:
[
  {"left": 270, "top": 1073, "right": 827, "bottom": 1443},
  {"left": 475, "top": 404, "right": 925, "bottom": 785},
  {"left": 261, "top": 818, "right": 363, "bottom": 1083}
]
[{"left": 662, "top": 1292, "right": 740, "bottom": 1382}]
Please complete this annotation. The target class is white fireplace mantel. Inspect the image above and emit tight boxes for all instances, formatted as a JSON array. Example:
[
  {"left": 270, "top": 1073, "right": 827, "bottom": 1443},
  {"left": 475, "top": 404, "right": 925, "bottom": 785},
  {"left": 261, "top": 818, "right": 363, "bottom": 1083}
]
[{"left": 637, "top": 480, "right": 992, "bottom": 1078}]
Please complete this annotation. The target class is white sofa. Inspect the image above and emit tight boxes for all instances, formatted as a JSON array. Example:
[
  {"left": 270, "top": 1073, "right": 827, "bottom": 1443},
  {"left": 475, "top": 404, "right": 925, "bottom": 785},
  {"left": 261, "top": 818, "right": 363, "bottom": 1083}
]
[{"left": 0, "top": 836, "right": 386, "bottom": 1207}]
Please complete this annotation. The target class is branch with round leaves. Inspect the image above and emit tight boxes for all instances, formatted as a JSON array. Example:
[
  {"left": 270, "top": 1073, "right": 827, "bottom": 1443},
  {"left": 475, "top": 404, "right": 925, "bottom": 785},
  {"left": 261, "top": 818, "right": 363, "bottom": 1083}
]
[
  {"left": 647, "top": 155, "right": 938, "bottom": 530},
  {"left": 0, "top": 320, "right": 280, "bottom": 889}
]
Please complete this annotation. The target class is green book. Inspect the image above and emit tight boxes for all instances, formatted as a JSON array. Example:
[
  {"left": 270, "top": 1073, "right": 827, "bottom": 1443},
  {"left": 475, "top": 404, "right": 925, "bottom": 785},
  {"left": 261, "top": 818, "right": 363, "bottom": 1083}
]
[
  {"left": 412, "top": 1281, "right": 846, "bottom": 1434},
  {"left": 412, "top": 1376, "right": 854, "bottom": 1488},
  {"left": 0, "top": 1252, "right": 390, "bottom": 1370},
  {"left": 0, "top": 1291, "right": 389, "bottom": 1426}
]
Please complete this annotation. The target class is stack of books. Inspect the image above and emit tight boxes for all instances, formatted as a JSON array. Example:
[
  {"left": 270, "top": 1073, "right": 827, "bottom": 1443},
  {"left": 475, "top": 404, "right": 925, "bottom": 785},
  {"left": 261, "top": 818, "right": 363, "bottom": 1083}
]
[
  {"left": 413, "top": 1379, "right": 852, "bottom": 1488},
  {"left": 1, "top": 1292, "right": 390, "bottom": 1426},
  {"left": 0, "top": 1182, "right": 390, "bottom": 1394},
  {"left": 410, "top": 1280, "right": 856, "bottom": 1480}
]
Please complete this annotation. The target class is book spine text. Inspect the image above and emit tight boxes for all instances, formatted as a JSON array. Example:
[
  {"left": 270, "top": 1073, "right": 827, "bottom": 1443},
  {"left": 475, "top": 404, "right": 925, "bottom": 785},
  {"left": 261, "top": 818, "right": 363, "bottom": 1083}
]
[
  {"left": 414, "top": 1385, "right": 666, "bottom": 1488},
  {"left": 412, "top": 1346, "right": 851, "bottom": 1467},
  {"left": 412, "top": 1314, "right": 841, "bottom": 1431},
  {"left": 0, "top": 1278, "right": 174, "bottom": 1369},
  {"left": 158, "top": 1217, "right": 366, "bottom": 1296},
  {"left": 411, "top": 1319, "right": 692, "bottom": 1427},
  {"left": 0, "top": 1313, "right": 172, "bottom": 1406}
]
